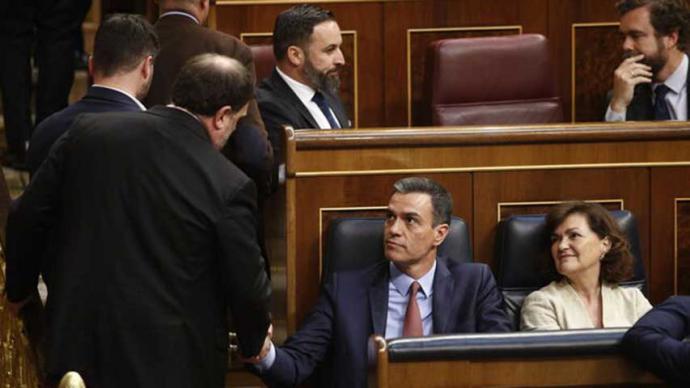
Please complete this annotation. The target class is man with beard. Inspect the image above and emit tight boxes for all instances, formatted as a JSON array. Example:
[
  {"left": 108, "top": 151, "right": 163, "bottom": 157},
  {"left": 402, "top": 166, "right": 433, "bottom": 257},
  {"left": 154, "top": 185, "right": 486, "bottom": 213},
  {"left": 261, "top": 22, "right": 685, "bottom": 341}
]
[
  {"left": 606, "top": 0, "right": 690, "bottom": 121},
  {"left": 26, "top": 14, "right": 158, "bottom": 176},
  {"left": 257, "top": 4, "right": 350, "bottom": 174}
]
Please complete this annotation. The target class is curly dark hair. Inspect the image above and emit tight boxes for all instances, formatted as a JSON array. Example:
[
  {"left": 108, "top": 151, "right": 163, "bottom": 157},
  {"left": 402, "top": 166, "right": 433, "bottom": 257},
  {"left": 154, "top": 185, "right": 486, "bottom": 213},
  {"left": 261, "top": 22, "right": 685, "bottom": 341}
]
[
  {"left": 616, "top": 0, "right": 690, "bottom": 51},
  {"left": 543, "top": 201, "right": 634, "bottom": 284}
]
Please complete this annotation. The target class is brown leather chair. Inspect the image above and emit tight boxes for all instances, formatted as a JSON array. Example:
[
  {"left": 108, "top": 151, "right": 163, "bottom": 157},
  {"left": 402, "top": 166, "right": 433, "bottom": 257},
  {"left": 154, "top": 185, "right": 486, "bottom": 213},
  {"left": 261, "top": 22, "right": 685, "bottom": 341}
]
[
  {"left": 424, "top": 34, "right": 563, "bottom": 126},
  {"left": 249, "top": 44, "right": 276, "bottom": 86}
]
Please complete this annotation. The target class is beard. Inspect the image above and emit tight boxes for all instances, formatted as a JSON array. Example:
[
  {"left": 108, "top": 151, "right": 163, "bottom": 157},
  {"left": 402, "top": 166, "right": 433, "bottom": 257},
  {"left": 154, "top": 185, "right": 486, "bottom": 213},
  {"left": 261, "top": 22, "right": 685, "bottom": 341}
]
[
  {"left": 624, "top": 37, "right": 669, "bottom": 81},
  {"left": 302, "top": 58, "right": 341, "bottom": 95}
]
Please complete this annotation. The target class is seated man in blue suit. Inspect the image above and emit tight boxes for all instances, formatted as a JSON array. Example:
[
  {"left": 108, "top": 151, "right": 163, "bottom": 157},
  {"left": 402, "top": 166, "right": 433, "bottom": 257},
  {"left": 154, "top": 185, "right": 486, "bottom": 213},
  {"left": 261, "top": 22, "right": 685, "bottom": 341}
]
[
  {"left": 250, "top": 177, "right": 511, "bottom": 387},
  {"left": 26, "top": 14, "right": 159, "bottom": 176},
  {"left": 622, "top": 296, "right": 690, "bottom": 385}
]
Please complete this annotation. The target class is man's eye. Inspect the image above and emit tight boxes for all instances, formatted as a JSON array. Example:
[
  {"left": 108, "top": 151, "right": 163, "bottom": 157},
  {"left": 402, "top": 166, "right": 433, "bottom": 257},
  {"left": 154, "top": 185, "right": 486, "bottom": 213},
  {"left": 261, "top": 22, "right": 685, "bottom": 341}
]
[{"left": 406, "top": 217, "right": 416, "bottom": 224}]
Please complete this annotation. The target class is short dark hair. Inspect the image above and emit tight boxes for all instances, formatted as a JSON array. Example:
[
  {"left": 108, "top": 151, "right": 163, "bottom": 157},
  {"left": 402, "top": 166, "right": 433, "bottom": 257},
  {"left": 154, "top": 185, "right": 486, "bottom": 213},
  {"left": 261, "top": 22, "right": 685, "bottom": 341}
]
[
  {"left": 272, "top": 4, "right": 335, "bottom": 60},
  {"left": 392, "top": 177, "right": 453, "bottom": 226},
  {"left": 92, "top": 14, "right": 159, "bottom": 77},
  {"left": 543, "top": 201, "right": 634, "bottom": 284},
  {"left": 616, "top": 0, "right": 690, "bottom": 50},
  {"left": 171, "top": 54, "right": 254, "bottom": 116}
]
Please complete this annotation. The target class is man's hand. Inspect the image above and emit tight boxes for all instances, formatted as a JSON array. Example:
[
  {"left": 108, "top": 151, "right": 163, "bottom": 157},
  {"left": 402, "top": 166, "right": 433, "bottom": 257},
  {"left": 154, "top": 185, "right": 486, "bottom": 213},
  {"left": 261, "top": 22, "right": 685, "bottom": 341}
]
[
  {"left": 241, "top": 324, "right": 273, "bottom": 364},
  {"left": 610, "top": 54, "right": 653, "bottom": 113}
]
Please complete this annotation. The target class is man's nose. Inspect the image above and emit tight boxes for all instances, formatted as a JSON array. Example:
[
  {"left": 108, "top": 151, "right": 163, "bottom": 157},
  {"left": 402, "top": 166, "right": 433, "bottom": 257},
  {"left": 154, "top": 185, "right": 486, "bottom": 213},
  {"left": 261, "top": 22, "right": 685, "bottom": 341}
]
[
  {"left": 334, "top": 48, "right": 345, "bottom": 66},
  {"left": 622, "top": 36, "right": 635, "bottom": 52}
]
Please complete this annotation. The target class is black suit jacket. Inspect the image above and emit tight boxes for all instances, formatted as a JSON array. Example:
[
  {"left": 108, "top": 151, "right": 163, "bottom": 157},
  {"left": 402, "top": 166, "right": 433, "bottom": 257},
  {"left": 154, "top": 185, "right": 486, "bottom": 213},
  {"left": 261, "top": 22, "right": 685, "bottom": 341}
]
[
  {"left": 623, "top": 296, "right": 690, "bottom": 385},
  {"left": 260, "top": 257, "right": 510, "bottom": 388},
  {"left": 145, "top": 13, "right": 273, "bottom": 195},
  {"left": 624, "top": 62, "right": 690, "bottom": 120},
  {"left": 5, "top": 107, "right": 272, "bottom": 387},
  {"left": 257, "top": 69, "right": 350, "bottom": 164},
  {"left": 26, "top": 86, "right": 143, "bottom": 176}
]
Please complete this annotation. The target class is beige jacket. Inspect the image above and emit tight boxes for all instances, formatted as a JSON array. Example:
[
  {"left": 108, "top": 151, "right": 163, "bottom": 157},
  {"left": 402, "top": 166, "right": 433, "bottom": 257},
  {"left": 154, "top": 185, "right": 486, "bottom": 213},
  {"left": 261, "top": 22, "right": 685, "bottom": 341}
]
[{"left": 520, "top": 279, "right": 652, "bottom": 331}]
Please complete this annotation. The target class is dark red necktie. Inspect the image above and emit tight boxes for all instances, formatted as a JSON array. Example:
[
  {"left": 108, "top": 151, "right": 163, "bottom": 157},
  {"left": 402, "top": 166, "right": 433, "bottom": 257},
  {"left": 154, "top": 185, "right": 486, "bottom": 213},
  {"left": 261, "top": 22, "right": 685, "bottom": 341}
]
[{"left": 403, "top": 281, "right": 423, "bottom": 337}]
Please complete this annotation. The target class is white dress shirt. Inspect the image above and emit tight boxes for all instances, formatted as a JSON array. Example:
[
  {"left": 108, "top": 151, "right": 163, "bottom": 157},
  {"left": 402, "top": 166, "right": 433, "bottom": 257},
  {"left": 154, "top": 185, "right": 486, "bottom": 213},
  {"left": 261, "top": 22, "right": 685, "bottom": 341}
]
[{"left": 275, "top": 67, "right": 341, "bottom": 129}]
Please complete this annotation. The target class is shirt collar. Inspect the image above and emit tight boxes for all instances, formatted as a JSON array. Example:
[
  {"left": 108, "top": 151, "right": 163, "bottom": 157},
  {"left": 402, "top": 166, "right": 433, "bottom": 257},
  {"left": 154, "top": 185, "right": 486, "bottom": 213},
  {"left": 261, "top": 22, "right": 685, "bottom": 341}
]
[
  {"left": 389, "top": 260, "right": 436, "bottom": 298},
  {"left": 275, "top": 67, "right": 317, "bottom": 107},
  {"left": 656, "top": 53, "right": 688, "bottom": 94},
  {"left": 159, "top": 10, "right": 199, "bottom": 24},
  {"left": 90, "top": 84, "right": 146, "bottom": 111}
]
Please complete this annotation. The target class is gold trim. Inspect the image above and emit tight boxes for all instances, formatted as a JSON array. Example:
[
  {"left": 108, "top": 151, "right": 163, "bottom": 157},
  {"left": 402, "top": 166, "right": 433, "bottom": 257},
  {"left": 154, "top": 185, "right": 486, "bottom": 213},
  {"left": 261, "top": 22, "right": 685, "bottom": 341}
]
[
  {"left": 285, "top": 173, "right": 297, "bottom": 333},
  {"left": 318, "top": 206, "right": 387, "bottom": 282},
  {"left": 291, "top": 161, "right": 690, "bottom": 178},
  {"left": 240, "top": 32, "right": 272, "bottom": 41},
  {"left": 672, "top": 198, "right": 690, "bottom": 295},
  {"left": 239, "top": 31, "right": 359, "bottom": 127},
  {"left": 497, "top": 199, "right": 624, "bottom": 222},
  {"left": 406, "top": 25, "right": 523, "bottom": 127},
  {"left": 571, "top": 22, "right": 619, "bottom": 122}
]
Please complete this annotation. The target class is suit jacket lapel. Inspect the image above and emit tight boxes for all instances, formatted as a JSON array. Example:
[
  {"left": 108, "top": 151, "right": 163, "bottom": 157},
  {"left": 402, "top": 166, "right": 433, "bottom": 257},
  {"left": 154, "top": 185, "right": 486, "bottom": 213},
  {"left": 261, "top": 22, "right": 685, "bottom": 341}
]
[
  {"left": 369, "top": 263, "right": 389, "bottom": 336},
  {"left": 269, "top": 70, "right": 320, "bottom": 129},
  {"left": 432, "top": 258, "right": 455, "bottom": 334}
]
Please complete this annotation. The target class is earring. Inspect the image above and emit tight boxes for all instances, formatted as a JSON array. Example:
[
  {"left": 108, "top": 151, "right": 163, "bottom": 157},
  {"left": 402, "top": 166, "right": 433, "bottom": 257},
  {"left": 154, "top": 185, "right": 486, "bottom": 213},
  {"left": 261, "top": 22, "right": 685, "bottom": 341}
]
[{"left": 599, "top": 252, "right": 606, "bottom": 261}]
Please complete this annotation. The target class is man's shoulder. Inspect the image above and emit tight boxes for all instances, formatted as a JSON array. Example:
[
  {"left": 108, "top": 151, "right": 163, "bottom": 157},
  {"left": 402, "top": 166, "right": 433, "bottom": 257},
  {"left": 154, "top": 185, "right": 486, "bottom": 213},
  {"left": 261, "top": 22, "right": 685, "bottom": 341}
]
[{"left": 441, "top": 259, "right": 489, "bottom": 276}]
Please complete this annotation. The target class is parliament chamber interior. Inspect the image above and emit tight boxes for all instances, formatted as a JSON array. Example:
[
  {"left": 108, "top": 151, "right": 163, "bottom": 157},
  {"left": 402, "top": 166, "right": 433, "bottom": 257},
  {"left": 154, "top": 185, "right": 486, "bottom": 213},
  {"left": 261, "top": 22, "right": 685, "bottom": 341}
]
[{"left": 1, "top": 0, "right": 689, "bottom": 386}]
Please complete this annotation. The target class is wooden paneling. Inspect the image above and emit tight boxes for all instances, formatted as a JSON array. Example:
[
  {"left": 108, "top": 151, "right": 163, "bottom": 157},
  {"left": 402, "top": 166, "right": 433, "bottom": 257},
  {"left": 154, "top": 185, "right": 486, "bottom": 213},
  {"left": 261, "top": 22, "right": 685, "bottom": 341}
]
[
  {"left": 473, "top": 169, "right": 649, "bottom": 269},
  {"left": 650, "top": 167, "right": 690, "bottom": 302},
  {"left": 572, "top": 23, "right": 621, "bottom": 122},
  {"left": 379, "top": 355, "right": 660, "bottom": 387},
  {"left": 214, "top": 0, "right": 623, "bottom": 127}
]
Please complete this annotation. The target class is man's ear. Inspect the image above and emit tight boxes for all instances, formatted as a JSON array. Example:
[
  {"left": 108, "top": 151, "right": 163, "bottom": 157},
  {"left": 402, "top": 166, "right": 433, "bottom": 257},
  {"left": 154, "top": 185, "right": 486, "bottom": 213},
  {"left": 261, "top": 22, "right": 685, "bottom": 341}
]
[
  {"left": 140, "top": 55, "right": 154, "bottom": 81},
  {"left": 286, "top": 45, "right": 304, "bottom": 67},
  {"left": 432, "top": 223, "right": 450, "bottom": 247},
  {"left": 665, "top": 30, "right": 680, "bottom": 49},
  {"left": 213, "top": 105, "right": 233, "bottom": 130}
]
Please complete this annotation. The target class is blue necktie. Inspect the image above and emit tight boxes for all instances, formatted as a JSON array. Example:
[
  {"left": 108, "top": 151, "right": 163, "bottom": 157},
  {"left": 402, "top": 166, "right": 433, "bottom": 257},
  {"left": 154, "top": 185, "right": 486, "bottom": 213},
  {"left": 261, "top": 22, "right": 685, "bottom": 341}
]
[
  {"left": 654, "top": 84, "right": 672, "bottom": 120},
  {"left": 312, "top": 91, "right": 340, "bottom": 129}
]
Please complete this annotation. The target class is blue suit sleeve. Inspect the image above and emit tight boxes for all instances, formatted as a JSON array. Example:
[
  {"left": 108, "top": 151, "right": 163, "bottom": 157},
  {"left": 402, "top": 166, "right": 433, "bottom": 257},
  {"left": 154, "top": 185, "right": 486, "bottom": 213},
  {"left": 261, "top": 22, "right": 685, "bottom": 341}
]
[
  {"left": 475, "top": 264, "right": 512, "bottom": 333},
  {"left": 622, "top": 296, "right": 690, "bottom": 385},
  {"left": 260, "top": 277, "right": 337, "bottom": 387}
]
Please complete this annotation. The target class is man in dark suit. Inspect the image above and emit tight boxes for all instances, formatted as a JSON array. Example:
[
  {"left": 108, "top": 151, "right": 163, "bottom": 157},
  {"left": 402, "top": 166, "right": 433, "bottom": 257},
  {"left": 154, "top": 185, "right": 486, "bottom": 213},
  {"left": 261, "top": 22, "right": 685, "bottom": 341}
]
[
  {"left": 144, "top": 0, "right": 273, "bottom": 196},
  {"left": 249, "top": 177, "right": 510, "bottom": 387},
  {"left": 4, "top": 54, "right": 272, "bottom": 387},
  {"left": 622, "top": 296, "right": 690, "bottom": 385},
  {"left": 257, "top": 4, "right": 350, "bottom": 171},
  {"left": 606, "top": 0, "right": 690, "bottom": 121},
  {"left": 26, "top": 14, "right": 158, "bottom": 177},
  {"left": 0, "top": 0, "right": 91, "bottom": 168}
]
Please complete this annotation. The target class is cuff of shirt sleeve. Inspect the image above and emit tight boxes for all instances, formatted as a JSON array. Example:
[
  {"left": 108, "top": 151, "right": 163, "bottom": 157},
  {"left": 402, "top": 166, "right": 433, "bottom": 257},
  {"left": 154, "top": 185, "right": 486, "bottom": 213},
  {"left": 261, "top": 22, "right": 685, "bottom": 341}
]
[
  {"left": 605, "top": 104, "right": 626, "bottom": 122},
  {"left": 255, "top": 341, "right": 276, "bottom": 372}
]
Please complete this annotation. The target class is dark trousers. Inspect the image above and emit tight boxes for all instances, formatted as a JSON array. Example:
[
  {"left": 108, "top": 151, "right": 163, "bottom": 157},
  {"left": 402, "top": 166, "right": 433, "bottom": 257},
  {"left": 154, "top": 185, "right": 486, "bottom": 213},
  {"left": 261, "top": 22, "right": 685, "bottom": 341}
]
[{"left": 0, "top": 0, "right": 91, "bottom": 157}]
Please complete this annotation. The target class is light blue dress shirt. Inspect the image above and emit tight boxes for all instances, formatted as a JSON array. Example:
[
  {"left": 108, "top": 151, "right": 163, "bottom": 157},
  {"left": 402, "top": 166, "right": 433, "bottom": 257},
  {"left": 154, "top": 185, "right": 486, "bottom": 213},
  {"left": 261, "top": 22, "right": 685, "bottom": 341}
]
[{"left": 385, "top": 261, "right": 436, "bottom": 339}]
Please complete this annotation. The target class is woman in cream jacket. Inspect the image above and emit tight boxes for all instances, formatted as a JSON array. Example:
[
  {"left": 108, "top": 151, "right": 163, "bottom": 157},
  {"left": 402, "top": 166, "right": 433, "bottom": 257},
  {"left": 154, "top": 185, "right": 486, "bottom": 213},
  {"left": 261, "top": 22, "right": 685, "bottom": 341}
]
[{"left": 521, "top": 202, "right": 651, "bottom": 331}]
